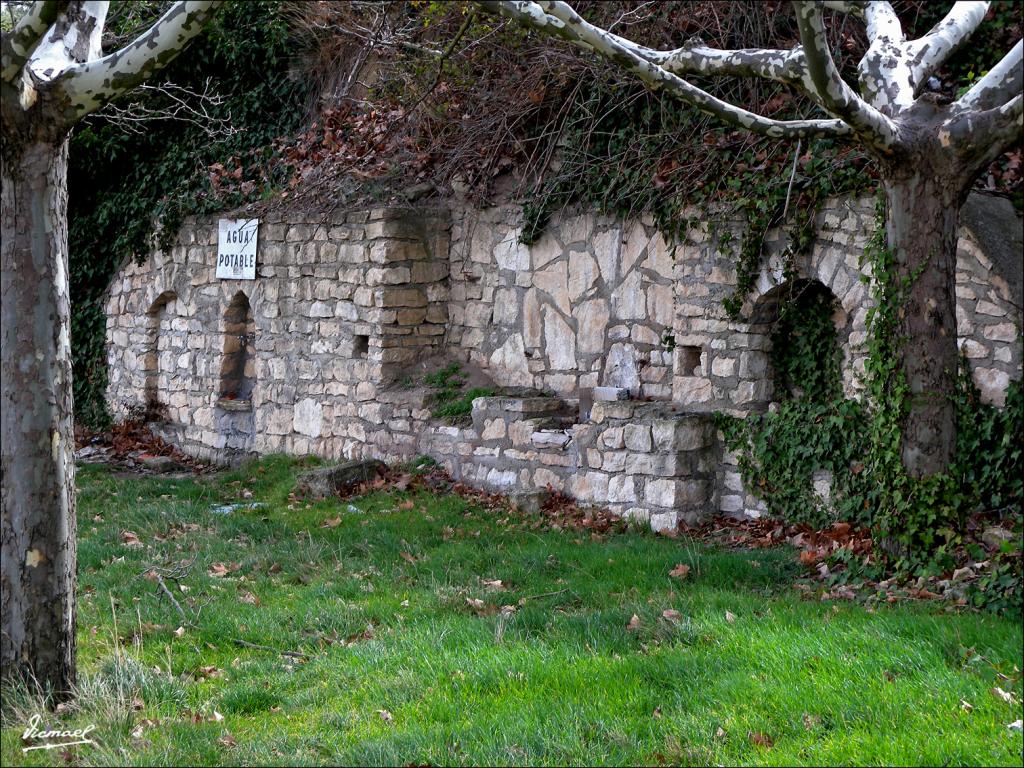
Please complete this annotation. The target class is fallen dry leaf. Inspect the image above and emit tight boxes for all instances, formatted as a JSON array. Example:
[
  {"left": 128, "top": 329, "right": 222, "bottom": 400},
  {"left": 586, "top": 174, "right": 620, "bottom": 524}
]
[
  {"left": 991, "top": 687, "right": 1019, "bottom": 705},
  {"left": 377, "top": 709, "right": 393, "bottom": 723},
  {"left": 216, "top": 733, "right": 237, "bottom": 748},
  {"left": 715, "top": 726, "right": 727, "bottom": 739},
  {"left": 121, "top": 531, "right": 143, "bottom": 549},
  {"left": 173, "top": 626, "right": 186, "bottom": 638},
  {"left": 398, "top": 500, "right": 415, "bottom": 511},
  {"left": 748, "top": 731, "right": 774, "bottom": 748},
  {"left": 652, "top": 706, "right": 662, "bottom": 719},
  {"left": 1008, "top": 720, "right": 1022, "bottom": 732},
  {"left": 960, "top": 699, "right": 973, "bottom": 713},
  {"left": 399, "top": 551, "right": 417, "bottom": 564},
  {"left": 344, "top": 624, "right": 375, "bottom": 646},
  {"left": 194, "top": 665, "right": 222, "bottom": 680},
  {"left": 627, "top": 613, "right": 642, "bottom": 632},
  {"left": 465, "top": 597, "right": 495, "bottom": 616},
  {"left": 239, "top": 589, "right": 260, "bottom": 606},
  {"left": 482, "top": 578, "right": 505, "bottom": 590},
  {"left": 669, "top": 563, "right": 691, "bottom": 580},
  {"left": 725, "top": 611, "right": 737, "bottom": 624},
  {"left": 320, "top": 517, "right": 342, "bottom": 529},
  {"left": 210, "top": 710, "right": 225, "bottom": 723},
  {"left": 661, "top": 609, "right": 682, "bottom": 622}
]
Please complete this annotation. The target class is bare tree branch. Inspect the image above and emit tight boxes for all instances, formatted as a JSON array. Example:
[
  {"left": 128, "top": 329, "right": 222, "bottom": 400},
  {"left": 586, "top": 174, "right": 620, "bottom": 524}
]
[
  {"left": 0, "top": 0, "right": 63, "bottom": 82},
  {"left": 907, "top": 1, "right": 990, "bottom": 95},
  {"left": 955, "top": 39, "right": 1023, "bottom": 111},
  {"left": 792, "top": 1, "right": 899, "bottom": 149},
  {"left": 478, "top": 1, "right": 852, "bottom": 140},
  {"left": 56, "top": 0, "right": 220, "bottom": 118},
  {"left": 85, "top": 78, "right": 237, "bottom": 137},
  {"left": 655, "top": 43, "right": 812, "bottom": 91}
]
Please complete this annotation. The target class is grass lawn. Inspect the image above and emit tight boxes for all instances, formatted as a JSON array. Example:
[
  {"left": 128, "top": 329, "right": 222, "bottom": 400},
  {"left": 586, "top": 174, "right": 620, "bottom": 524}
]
[{"left": 2, "top": 456, "right": 1022, "bottom": 766}]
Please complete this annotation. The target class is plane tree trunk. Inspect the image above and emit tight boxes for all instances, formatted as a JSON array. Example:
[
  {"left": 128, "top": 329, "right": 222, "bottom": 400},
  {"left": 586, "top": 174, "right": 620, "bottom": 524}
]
[
  {"left": 0, "top": 127, "right": 77, "bottom": 699},
  {"left": 881, "top": 160, "right": 964, "bottom": 477}
]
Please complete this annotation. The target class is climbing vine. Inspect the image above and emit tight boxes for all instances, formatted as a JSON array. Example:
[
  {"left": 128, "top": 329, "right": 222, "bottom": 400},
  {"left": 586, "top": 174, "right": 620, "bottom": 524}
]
[
  {"left": 69, "top": 0, "right": 313, "bottom": 427},
  {"left": 718, "top": 195, "right": 1023, "bottom": 608}
]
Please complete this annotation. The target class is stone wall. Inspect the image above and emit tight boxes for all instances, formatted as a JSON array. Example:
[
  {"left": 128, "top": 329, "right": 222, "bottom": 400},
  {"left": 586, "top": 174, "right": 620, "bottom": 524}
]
[
  {"left": 106, "top": 207, "right": 449, "bottom": 461},
  {"left": 105, "top": 194, "right": 1022, "bottom": 525},
  {"left": 444, "top": 195, "right": 1021, "bottom": 414}
]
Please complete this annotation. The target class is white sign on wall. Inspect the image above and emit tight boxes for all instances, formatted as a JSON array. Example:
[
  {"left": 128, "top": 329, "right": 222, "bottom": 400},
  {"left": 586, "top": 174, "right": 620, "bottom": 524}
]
[{"left": 216, "top": 218, "right": 259, "bottom": 280}]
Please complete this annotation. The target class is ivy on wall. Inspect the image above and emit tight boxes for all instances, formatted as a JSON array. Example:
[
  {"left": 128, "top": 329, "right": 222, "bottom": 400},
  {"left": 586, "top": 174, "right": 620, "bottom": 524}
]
[
  {"left": 718, "top": 197, "right": 1023, "bottom": 609},
  {"left": 69, "top": 0, "right": 313, "bottom": 427}
]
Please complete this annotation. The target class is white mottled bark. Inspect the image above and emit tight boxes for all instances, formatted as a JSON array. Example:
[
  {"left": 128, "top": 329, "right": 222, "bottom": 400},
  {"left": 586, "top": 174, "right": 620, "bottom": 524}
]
[
  {"left": 792, "top": 1, "right": 898, "bottom": 149},
  {"left": 0, "top": 0, "right": 61, "bottom": 82},
  {"left": 858, "top": 1, "right": 915, "bottom": 111},
  {"left": 956, "top": 39, "right": 1023, "bottom": 111},
  {"left": 907, "top": 1, "right": 990, "bottom": 94},
  {"left": 57, "top": 0, "right": 219, "bottom": 119}
]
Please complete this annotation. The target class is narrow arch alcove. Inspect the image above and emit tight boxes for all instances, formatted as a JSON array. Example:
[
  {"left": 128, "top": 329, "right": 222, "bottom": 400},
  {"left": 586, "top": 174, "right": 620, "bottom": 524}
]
[
  {"left": 750, "top": 279, "right": 846, "bottom": 406},
  {"left": 144, "top": 290, "right": 177, "bottom": 417},
  {"left": 219, "top": 292, "right": 256, "bottom": 404}
]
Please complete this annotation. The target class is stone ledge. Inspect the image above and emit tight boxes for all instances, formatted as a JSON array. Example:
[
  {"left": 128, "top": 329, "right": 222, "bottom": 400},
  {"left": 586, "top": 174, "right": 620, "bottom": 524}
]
[{"left": 216, "top": 398, "right": 252, "bottom": 412}]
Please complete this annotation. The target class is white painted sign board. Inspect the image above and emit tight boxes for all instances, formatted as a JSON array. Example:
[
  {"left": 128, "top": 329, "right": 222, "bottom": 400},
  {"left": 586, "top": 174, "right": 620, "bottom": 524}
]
[{"left": 216, "top": 218, "right": 258, "bottom": 280}]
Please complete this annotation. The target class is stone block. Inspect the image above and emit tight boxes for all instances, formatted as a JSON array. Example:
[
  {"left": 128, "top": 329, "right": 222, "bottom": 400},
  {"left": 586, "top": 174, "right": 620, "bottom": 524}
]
[
  {"left": 608, "top": 475, "right": 636, "bottom": 503},
  {"left": 593, "top": 386, "right": 629, "bottom": 402},
  {"left": 532, "top": 430, "right": 571, "bottom": 448},
  {"left": 649, "top": 512, "right": 678, "bottom": 534},
  {"left": 569, "top": 471, "right": 609, "bottom": 502},
  {"left": 481, "top": 418, "right": 507, "bottom": 440},
  {"left": 295, "top": 459, "right": 385, "bottom": 499},
  {"left": 624, "top": 424, "right": 652, "bottom": 452}
]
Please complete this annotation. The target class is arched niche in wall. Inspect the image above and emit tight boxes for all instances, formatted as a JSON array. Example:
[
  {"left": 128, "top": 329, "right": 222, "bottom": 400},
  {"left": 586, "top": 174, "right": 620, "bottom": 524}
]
[
  {"left": 144, "top": 290, "right": 177, "bottom": 416},
  {"left": 219, "top": 291, "right": 256, "bottom": 404},
  {"left": 749, "top": 278, "right": 846, "bottom": 408}
]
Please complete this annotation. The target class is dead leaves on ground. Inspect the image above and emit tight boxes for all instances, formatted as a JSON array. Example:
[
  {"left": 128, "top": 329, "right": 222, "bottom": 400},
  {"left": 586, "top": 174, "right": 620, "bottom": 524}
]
[
  {"left": 207, "top": 561, "right": 242, "bottom": 578},
  {"left": 465, "top": 596, "right": 518, "bottom": 618},
  {"left": 748, "top": 731, "right": 774, "bottom": 749},
  {"left": 991, "top": 686, "right": 1020, "bottom": 705},
  {"left": 669, "top": 563, "right": 691, "bottom": 580}
]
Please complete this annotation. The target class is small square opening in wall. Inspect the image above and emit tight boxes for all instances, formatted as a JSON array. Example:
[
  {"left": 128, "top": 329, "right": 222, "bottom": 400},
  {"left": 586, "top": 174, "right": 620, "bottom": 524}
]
[
  {"left": 680, "top": 345, "right": 702, "bottom": 376},
  {"left": 353, "top": 334, "right": 369, "bottom": 359}
]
